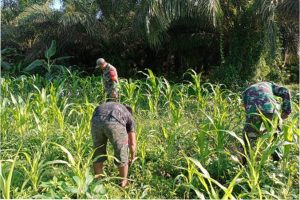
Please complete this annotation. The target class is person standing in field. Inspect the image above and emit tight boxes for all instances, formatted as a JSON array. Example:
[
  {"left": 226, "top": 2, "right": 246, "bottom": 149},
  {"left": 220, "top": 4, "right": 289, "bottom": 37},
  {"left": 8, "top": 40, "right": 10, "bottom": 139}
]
[
  {"left": 91, "top": 102, "right": 136, "bottom": 187},
  {"left": 241, "top": 81, "right": 291, "bottom": 163},
  {"left": 96, "top": 58, "right": 119, "bottom": 102}
]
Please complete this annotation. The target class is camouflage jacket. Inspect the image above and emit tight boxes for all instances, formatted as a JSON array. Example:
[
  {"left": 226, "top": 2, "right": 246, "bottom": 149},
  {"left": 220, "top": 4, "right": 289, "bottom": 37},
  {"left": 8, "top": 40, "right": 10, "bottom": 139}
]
[
  {"left": 93, "top": 102, "right": 135, "bottom": 132},
  {"left": 242, "top": 82, "right": 291, "bottom": 115},
  {"left": 102, "top": 63, "right": 119, "bottom": 92}
]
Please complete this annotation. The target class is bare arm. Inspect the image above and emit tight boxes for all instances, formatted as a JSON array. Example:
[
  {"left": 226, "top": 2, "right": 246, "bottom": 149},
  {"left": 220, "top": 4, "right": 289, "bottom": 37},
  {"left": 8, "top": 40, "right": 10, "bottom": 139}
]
[{"left": 128, "top": 131, "right": 136, "bottom": 165}]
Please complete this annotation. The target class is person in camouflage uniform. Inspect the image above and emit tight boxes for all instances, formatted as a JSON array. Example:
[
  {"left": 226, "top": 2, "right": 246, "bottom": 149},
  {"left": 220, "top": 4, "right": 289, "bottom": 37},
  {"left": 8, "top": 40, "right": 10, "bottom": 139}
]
[
  {"left": 241, "top": 81, "right": 291, "bottom": 163},
  {"left": 91, "top": 102, "right": 136, "bottom": 187},
  {"left": 96, "top": 58, "right": 119, "bottom": 102}
]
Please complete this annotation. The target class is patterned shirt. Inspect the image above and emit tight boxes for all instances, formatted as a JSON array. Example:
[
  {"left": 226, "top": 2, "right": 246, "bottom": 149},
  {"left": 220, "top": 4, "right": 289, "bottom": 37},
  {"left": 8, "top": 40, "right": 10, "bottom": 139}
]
[
  {"left": 93, "top": 102, "right": 135, "bottom": 132},
  {"left": 102, "top": 63, "right": 118, "bottom": 91},
  {"left": 242, "top": 82, "right": 291, "bottom": 115}
]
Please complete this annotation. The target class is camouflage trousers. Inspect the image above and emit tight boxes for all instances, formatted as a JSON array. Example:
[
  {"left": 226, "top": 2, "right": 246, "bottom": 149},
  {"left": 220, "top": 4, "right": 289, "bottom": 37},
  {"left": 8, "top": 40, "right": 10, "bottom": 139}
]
[
  {"left": 91, "top": 115, "right": 128, "bottom": 166},
  {"left": 242, "top": 112, "right": 282, "bottom": 162},
  {"left": 105, "top": 87, "right": 119, "bottom": 102}
]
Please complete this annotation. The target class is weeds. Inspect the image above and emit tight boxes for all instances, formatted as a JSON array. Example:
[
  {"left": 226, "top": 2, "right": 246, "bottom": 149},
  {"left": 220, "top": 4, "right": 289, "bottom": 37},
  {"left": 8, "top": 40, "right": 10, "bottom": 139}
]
[{"left": 1, "top": 70, "right": 299, "bottom": 198}]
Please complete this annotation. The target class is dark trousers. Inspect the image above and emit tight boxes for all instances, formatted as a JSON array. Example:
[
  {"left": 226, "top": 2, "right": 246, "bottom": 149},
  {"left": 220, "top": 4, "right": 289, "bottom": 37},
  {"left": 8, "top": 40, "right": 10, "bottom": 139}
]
[{"left": 242, "top": 112, "right": 282, "bottom": 164}]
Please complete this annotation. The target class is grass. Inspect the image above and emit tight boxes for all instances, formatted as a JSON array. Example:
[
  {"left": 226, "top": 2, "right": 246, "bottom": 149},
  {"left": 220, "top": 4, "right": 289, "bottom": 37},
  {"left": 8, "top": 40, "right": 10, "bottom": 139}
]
[{"left": 0, "top": 70, "right": 299, "bottom": 199}]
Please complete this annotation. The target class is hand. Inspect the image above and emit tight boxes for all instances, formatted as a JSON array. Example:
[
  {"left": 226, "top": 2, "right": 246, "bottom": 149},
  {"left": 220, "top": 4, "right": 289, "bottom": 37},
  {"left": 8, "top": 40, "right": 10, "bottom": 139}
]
[
  {"left": 129, "top": 157, "right": 137, "bottom": 166},
  {"left": 111, "top": 91, "right": 117, "bottom": 98},
  {"left": 281, "top": 113, "right": 288, "bottom": 120}
]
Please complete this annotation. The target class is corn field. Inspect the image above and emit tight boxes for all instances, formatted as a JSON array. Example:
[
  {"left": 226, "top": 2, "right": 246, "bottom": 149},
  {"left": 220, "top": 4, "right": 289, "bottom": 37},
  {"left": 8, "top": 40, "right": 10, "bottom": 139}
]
[{"left": 1, "top": 69, "right": 299, "bottom": 199}]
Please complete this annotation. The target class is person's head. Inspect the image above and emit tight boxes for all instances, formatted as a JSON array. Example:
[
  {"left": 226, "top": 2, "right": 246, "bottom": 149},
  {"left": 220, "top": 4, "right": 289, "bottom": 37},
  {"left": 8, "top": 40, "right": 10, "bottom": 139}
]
[
  {"left": 96, "top": 58, "right": 108, "bottom": 70},
  {"left": 125, "top": 105, "right": 133, "bottom": 115}
]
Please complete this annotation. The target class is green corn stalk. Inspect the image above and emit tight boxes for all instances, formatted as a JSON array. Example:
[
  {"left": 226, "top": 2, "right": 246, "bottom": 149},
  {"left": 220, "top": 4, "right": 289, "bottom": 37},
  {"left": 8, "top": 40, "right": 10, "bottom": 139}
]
[
  {"left": 49, "top": 142, "right": 95, "bottom": 198},
  {"left": 199, "top": 107, "right": 228, "bottom": 176},
  {"left": 9, "top": 93, "right": 33, "bottom": 136},
  {"left": 161, "top": 78, "right": 173, "bottom": 108},
  {"left": 176, "top": 85, "right": 189, "bottom": 111},
  {"left": 20, "top": 149, "right": 69, "bottom": 192},
  {"left": 184, "top": 69, "right": 205, "bottom": 108},
  {"left": 169, "top": 101, "right": 183, "bottom": 125},
  {"left": 120, "top": 79, "right": 141, "bottom": 112},
  {"left": 0, "top": 97, "right": 10, "bottom": 142},
  {"left": 188, "top": 156, "right": 243, "bottom": 200},
  {"left": 177, "top": 155, "right": 243, "bottom": 199},
  {"left": 141, "top": 141, "right": 146, "bottom": 169},
  {"left": 142, "top": 69, "right": 161, "bottom": 115},
  {"left": 241, "top": 115, "right": 284, "bottom": 200},
  {"left": 282, "top": 102, "right": 299, "bottom": 161},
  {"left": 21, "top": 151, "right": 45, "bottom": 192},
  {"left": 0, "top": 148, "right": 21, "bottom": 199},
  {"left": 196, "top": 126, "right": 209, "bottom": 162},
  {"left": 1, "top": 69, "right": 299, "bottom": 198}
]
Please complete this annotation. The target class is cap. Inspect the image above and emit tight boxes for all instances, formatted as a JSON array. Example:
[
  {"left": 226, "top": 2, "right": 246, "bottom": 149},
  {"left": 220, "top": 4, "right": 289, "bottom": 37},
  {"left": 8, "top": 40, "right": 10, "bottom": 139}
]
[{"left": 95, "top": 58, "right": 106, "bottom": 68}]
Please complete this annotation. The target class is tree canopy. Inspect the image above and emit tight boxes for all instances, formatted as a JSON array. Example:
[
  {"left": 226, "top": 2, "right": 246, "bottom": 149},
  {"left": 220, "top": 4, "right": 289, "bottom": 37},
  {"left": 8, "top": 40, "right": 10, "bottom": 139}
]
[{"left": 1, "top": 0, "right": 299, "bottom": 84}]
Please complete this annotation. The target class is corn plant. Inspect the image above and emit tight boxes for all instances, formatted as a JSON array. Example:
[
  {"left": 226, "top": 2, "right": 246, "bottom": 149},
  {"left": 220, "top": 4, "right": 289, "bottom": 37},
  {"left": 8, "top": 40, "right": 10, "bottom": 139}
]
[
  {"left": 175, "top": 155, "right": 243, "bottom": 199},
  {"left": 20, "top": 148, "right": 69, "bottom": 192},
  {"left": 120, "top": 79, "right": 141, "bottom": 112},
  {"left": 141, "top": 69, "right": 161, "bottom": 116},
  {"left": 0, "top": 148, "right": 20, "bottom": 199},
  {"left": 238, "top": 113, "right": 290, "bottom": 199},
  {"left": 9, "top": 93, "right": 33, "bottom": 136},
  {"left": 282, "top": 102, "right": 299, "bottom": 161},
  {"left": 1, "top": 70, "right": 299, "bottom": 199},
  {"left": 49, "top": 142, "right": 97, "bottom": 199},
  {"left": 185, "top": 69, "right": 206, "bottom": 108}
]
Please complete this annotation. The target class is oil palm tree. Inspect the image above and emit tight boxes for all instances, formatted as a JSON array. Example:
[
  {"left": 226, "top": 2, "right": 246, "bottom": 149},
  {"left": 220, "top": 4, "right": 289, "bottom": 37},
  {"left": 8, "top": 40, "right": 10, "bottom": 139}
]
[
  {"left": 2, "top": 0, "right": 142, "bottom": 74},
  {"left": 136, "top": 0, "right": 224, "bottom": 48},
  {"left": 134, "top": 0, "right": 224, "bottom": 74},
  {"left": 135, "top": 0, "right": 298, "bottom": 80},
  {"left": 254, "top": 0, "right": 299, "bottom": 56},
  {"left": 2, "top": 0, "right": 102, "bottom": 65}
]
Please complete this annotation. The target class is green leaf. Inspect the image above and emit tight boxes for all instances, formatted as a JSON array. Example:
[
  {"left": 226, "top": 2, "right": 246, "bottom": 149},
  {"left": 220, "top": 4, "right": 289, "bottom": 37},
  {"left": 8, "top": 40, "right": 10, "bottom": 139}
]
[
  {"left": 1, "top": 61, "right": 12, "bottom": 70},
  {"left": 54, "top": 56, "right": 73, "bottom": 61},
  {"left": 221, "top": 130, "right": 245, "bottom": 146},
  {"left": 93, "top": 184, "right": 106, "bottom": 194},
  {"left": 45, "top": 40, "right": 57, "bottom": 59},
  {"left": 50, "top": 142, "right": 75, "bottom": 166},
  {"left": 1, "top": 48, "right": 16, "bottom": 55},
  {"left": 2, "top": 148, "right": 21, "bottom": 199},
  {"left": 67, "top": 186, "right": 78, "bottom": 194},
  {"left": 23, "top": 59, "right": 45, "bottom": 72},
  {"left": 73, "top": 176, "right": 81, "bottom": 186},
  {"left": 44, "top": 160, "right": 71, "bottom": 167},
  {"left": 222, "top": 170, "right": 243, "bottom": 200},
  {"left": 52, "top": 65, "right": 67, "bottom": 72},
  {"left": 10, "top": 93, "right": 17, "bottom": 105},
  {"left": 188, "top": 157, "right": 210, "bottom": 178},
  {"left": 0, "top": 163, "right": 6, "bottom": 197},
  {"left": 189, "top": 184, "right": 206, "bottom": 200},
  {"left": 85, "top": 170, "right": 93, "bottom": 186},
  {"left": 85, "top": 176, "right": 94, "bottom": 188}
]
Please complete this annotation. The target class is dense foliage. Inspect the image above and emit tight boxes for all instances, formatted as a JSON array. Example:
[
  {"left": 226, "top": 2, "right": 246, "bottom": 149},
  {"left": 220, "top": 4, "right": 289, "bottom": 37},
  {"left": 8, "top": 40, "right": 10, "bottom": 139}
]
[
  {"left": 1, "top": 1, "right": 299, "bottom": 198},
  {"left": 1, "top": 70, "right": 299, "bottom": 198},
  {"left": 1, "top": 0, "right": 299, "bottom": 83}
]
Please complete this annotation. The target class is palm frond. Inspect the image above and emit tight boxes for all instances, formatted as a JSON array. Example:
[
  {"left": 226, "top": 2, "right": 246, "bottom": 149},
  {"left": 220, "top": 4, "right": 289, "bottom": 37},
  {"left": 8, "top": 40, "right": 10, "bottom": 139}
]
[
  {"left": 16, "top": 2, "right": 55, "bottom": 25},
  {"left": 254, "top": 0, "right": 298, "bottom": 56},
  {"left": 136, "top": 0, "right": 224, "bottom": 48},
  {"left": 253, "top": 0, "right": 280, "bottom": 56},
  {"left": 277, "top": 0, "right": 299, "bottom": 21}
]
